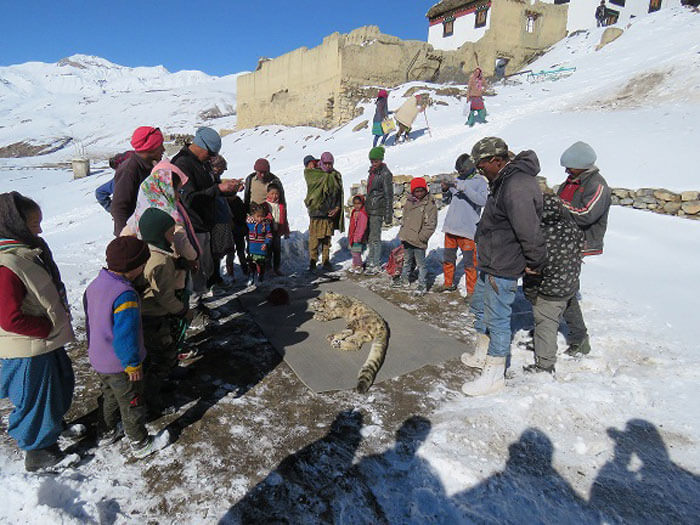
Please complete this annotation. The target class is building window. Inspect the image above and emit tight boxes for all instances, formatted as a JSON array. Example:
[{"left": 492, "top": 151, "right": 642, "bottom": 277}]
[
  {"left": 610, "top": 0, "right": 625, "bottom": 6},
  {"left": 475, "top": 7, "right": 488, "bottom": 28},
  {"left": 525, "top": 13, "right": 538, "bottom": 33},
  {"left": 443, "top": 17, "right": 454, "bottom": 37},
  {"left": 605, "top": 8, "right": 620, "bottom": 25},
  {"left": 649, "top": 0, "right": 661, "bottom": 12}
]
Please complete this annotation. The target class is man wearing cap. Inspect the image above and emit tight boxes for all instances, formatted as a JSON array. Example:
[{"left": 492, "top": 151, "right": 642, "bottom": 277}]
[
  {"left": 364, "top": 146, "right": 394, "bottom": 274},
  {"left": 111, "top": 126, "right": 165, "bottom": 236},
  {"left": 172, "top": 127, "right": 238, "bottom": 312},
  {"left": 243, "top": 158, "right": 286, "bottom": 213},
  {"left": 461, "top": 137, "right": 546, "bottom": 396},
  {"left": 556, "top": 141, "right": 611, "bottom": 357}
]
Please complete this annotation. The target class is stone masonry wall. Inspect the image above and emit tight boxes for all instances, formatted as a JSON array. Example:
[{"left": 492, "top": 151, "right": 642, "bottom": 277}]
[{"left": 348, "top": 174, "right": 700, "bottom": 225}]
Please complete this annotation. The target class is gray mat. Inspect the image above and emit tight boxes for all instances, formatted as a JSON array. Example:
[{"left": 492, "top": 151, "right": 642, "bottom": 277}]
[{"left": 238, "top": 278, "right": 473, "bottom": 393}]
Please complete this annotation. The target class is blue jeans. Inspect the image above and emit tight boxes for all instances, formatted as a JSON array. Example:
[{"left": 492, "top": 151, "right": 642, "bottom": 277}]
[
  {"left": 470, "top": 271, "right": 517, "bottom": 357},
  {"left": 401, "top": 242, "right": 427, "bottom": 287}
]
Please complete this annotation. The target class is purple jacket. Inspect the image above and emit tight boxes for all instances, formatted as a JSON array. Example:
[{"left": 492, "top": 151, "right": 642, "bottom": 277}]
[{"left": 84, "top": 269, "right": 146, "bottom": 374}]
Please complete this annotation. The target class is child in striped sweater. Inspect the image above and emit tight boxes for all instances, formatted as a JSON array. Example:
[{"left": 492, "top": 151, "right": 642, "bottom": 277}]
[{"left": 246, "top": 203, "right": 273, "bottom": 287}]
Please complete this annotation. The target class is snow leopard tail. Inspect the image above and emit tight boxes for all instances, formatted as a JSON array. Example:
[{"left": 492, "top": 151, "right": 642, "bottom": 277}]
[{"left": 356, "top": 327, "right": 389, "bottom": 394}]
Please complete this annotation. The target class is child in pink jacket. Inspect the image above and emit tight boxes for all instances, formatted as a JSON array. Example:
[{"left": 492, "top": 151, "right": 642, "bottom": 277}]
[{"left": 347, "top": 195, "right": 369, "bottom": 273}]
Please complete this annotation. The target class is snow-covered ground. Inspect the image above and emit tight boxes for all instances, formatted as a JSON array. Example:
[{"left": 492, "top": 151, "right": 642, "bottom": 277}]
[{"left": 0, "top": 7, "right": 698, "bottom": 523}]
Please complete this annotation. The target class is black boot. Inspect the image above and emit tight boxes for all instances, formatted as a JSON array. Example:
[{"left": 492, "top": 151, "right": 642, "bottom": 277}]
[
  {"left": 25, "top": 443, "right": 64, "bottom": 472},
  {"left": 523, "top": 363, "right": 555, "bottom": 374}
]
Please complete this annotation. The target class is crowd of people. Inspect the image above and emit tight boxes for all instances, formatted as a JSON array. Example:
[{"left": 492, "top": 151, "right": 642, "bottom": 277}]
[{"left": 0, "top": 113, "right": 611, "bottom": 472}]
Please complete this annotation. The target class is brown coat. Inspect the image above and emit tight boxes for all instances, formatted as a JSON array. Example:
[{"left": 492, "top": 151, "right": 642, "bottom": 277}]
[
  {"left": 141, "top": 246, "right": 186, "bottom": 318},
  {"left": 398, "top": 194, "right": 438, "bottom": 250}
]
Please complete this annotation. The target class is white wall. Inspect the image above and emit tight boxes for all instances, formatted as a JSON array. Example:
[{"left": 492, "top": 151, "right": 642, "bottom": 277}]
[
  {"left": 539, "top": 0, "right": 683, "bottom": 32},
  {"left": 428, "top": 10, "right": 491, "bottom": 50}
]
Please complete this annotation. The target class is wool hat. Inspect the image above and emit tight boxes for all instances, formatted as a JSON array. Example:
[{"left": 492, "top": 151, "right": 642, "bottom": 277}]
[
  {"left": 369, "top": 146, "right": 385, "bottom": 161},
  {"left": 319, "top": 152, "right": 334, "bottom": 173},
  {"left": 455, "top": 153, "right": 476, "bottom": 176},
  {"left": 130, "top": 127, "right": 163, "bottom": 152},
  {"left": 254, "top": 158, "right": 270, "bottom": 172},
  {"left": 377, "top": 89, "right": 388, "bottom": 98},
  {"left": 560, "top": 141, "right": 597, "bottom": 170},
  {"left": 471, "top": 137, "right": 509, "bottom": 166},
  {"left": 303, "top": 155, "right": 317, "bottom": 167},
  {"left": 139, "top": 207, "right": 175, "bottom": 252},
  {"left": 193, "top": 127, "right": 221, "bottom": 154},
  {"left": 106, "top": 236, "right": 150, "bottom": 273},
  {"left": 410, "top": 177, "right": 428, "bottom": 193}
]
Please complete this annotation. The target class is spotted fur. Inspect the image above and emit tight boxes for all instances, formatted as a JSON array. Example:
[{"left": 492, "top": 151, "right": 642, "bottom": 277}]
[{"left": 309, "top": 291, "right": 389, "bottom": 393}]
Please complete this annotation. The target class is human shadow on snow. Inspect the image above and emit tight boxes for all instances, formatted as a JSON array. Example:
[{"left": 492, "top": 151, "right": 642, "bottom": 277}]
[{"left": 219, "top": 417, "right": 699, "bottom": 524}]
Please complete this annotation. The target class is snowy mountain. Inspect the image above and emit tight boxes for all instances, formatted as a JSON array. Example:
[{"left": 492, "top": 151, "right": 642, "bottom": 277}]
[
  {"left": 0, "top": 54, "right": 242, "bottom": 156},
  {"left": 0, "top": 7, "right": 698, "bottom": 524}
]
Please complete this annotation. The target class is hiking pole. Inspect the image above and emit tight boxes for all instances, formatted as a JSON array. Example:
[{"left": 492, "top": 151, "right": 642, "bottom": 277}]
[{"left": 423, "top": 109, "right": 433, "bottom": 138}]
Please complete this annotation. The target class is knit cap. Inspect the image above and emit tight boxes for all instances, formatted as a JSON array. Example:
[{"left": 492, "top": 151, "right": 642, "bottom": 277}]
[
  {"left": 139, "top": 208, "right": 175, "bottom": 253},
  {"left": 410, "top": 177, "right": 428, "bottom": 193},
  {"left": 560, "top": 141, "right": 597, "bottom": 170},
  {"left": 193, "top": 127, "right": 221, "bottom": 154},
  {"left": 106, "top": 236, "right": 150, "bottom": 273},
  {"left": 303, "top": 155, "right": 317, "bottom": 167},
  {"left": 254, "top": 158, "right": 270, "bottom": 172},
  {"left": 130, "top": 127, "right": 163, "bottom": 152},
  {"left": 369, "top": 146, "right": 385, "bottom": 161},
  {"left": 455, "top": 153, "right": 476, "bottom": 176}
]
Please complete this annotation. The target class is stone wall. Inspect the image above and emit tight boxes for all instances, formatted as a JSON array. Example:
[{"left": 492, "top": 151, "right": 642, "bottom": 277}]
[
  {"left": 609, "top": 188, "right": 700, "bottom": 219},
  {"left": 348, "top": 173, "right": 700, "bottom": 225}
]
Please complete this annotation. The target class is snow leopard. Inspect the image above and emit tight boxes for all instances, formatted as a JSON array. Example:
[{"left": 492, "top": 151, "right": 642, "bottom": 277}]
[{"left": 309, "top": 291, "right": 389, "bottom": 394}]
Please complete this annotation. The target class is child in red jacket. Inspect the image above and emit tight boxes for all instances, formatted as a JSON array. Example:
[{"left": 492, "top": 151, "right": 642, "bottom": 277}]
[
  {"left": 347, "top": 195, "right": 369, "bottom": 273},
  {"left": 265, "top": 183, "right": 289, "bottom": 276}
]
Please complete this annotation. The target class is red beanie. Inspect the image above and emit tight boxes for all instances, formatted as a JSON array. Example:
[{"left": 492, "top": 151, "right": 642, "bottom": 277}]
[
  {"left": 130, "top": 126, "right": 164, "bottom": 152},
  {"left": 410, "top": 177, "right": 428, "bottom": 193},
  {"left": 254, "top": 158, "right": 270, "bottom": 172},
  {"left": 378, "top": 89, "right": 388, "bottom": 98},
  {"left": 106, "top": 236, "right": 150, "bottom": 273}
]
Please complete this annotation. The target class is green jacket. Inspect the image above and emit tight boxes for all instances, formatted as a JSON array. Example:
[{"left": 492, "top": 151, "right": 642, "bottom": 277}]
[{"left": 304, "top": 168, "right": 345, "bottom": 233}]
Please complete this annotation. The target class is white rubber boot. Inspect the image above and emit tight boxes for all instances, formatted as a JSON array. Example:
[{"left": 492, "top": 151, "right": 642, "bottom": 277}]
[
  {"left": 462, "top": 355, "right": 506, "bottom": 396},
  {"left": 461, "top": 333, "right": 490, "bottom": 369}
]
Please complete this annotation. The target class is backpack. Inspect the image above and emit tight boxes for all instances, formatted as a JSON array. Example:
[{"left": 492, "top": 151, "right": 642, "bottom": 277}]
[{"left": 385, "top": 244, "right": 405, "bottom": 277}]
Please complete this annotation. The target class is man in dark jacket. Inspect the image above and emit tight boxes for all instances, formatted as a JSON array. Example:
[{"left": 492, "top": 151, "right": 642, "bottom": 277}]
[
  {"left": 557, "top": 141, "right": 611, "bottom": 357},
  {"left": 364, "top": 146, "right": 393, "bottom": 274},
  {"left": 462, "top": 137, "right": 546, "bottom": 397},
  {"left": 111, "top": 127, "right": 164, "bottom": 235},
  {"left": 523, "top": 192, "right": 584, "bottom": 373},
  {"left": 172, "top": 127, "right": 238, "bottom": 311},
  {"left": 243, "top": 158, "right": 286, "bottom": 213}
]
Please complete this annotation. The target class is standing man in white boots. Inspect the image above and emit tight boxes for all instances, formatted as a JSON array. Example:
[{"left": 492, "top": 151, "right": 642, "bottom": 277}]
[{"left": 461, "top": 137, "right": 546, "bottom": 396}]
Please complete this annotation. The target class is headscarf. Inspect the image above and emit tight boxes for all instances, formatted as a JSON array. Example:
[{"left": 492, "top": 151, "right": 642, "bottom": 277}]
[
  {"left": 125, "top": 159, "right": 201, "bottom": 255},
  {"left": 318, "top": 152, "right": 335, "bottom": 173},
  {"left": 0, "top": 191, "right": 67, "bottom": 307}
]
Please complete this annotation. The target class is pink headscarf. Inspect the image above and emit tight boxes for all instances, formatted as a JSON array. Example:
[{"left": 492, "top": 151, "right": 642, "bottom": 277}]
[{"left": 319, "top": 152, "right": 335, "bottom": 173}]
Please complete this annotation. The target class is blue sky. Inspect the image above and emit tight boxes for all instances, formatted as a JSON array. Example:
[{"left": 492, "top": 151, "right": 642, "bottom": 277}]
[{"left": 1, "top": 1, "right": 437, "bottom": 76}]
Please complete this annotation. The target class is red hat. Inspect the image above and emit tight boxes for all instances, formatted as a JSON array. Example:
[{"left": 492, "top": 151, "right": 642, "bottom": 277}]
[
  {"left": 254, "top": 158, "right": 270, "bottom": 172},
  {"left": 410, "top": 177, "right": 428, "bottom": 193},
  {"left": 130, "top": 126, "right": 163, "bottom": 152},
  {"left": 378, "top": 89, "right": 388, "bottom": 98}
]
